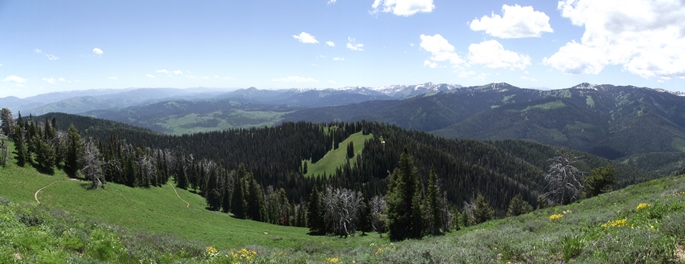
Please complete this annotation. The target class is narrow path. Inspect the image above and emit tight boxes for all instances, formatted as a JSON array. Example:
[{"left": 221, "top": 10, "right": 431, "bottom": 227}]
[
  {"left": 171, "top": 185, "right": 190, "bottom": 208},
  {"left": 34, "top": 179, "right": 65, "bottom": 204}
]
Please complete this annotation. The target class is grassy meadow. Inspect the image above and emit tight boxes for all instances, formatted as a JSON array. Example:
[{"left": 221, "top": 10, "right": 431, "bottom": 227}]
[
  {"left": 1, "top": 139, "right": 685, "bottom": 263},
  {"left": 303, "top": 131, "right": 373, "bottom": 178}
]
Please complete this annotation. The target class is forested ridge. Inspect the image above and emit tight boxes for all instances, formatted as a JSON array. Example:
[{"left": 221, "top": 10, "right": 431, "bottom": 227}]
[{"left": 2, "top": 111, "right": 655, "bottom": 237}]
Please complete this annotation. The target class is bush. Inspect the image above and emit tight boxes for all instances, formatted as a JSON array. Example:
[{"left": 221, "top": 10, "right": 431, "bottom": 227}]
[{"left": 662, "top": 212, "right": 685, "bottom": 243}]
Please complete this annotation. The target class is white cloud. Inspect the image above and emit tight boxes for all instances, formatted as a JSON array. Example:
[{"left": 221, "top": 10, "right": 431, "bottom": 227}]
[
  {"left": 328, "top": 0, "right": 336, "bottom": 4},
  {"left": 108, "top": 76, "right": 118, "bottom": 80},
  {"left": 3, "top": 75, "right": 27, "bottom": 86},
  {"left": 333, "top": 57, "right": 345, "bottom": 61},
  {"left": 146, "top": 74, "right": 155, "bottom": 78},
  {"left": 293, "top": 32, "right": 319, "bottom": 44},
  {"left": 156, "top": 69, "right": 170, "bottom": 74},
  {"left": 468, "top": 40, "right": 531, "bottom": 70},
  {"left": 520, "top": 75, "right": 537, "bottom": 81},
  {"left": 58, "top": 77, "right": 65, "bottom": 82},
  {"left": 371, "top": 0, "right": 434, "bottom": 16},
  {"left": 173, "top": 70, "right": 183, "bottom": 75},
  {"left": 346, "top": 37, "right": 364, "bottom": 51},
  {"left": 544, "top": 0, "right": 685, "bottom": 79},
  {"left": 469, "top": 4, "right": 553, "bottom": 38},
  {"left": 326, "top": 41, "right": 335, "bottom": 47},
  {"left": 419, "top": 34, "right": 465, "bottom": 68},
  {"left": 272, "top": 76, "right": 318, "bottom": 83},
  {"left": 42, "top": 77, "right": 56, "bottom": 84},
  {"left": 93, "top": 48, "right": 103, "bottom": 56},
  {"left": 34, "top": 48, "right": 59, "bottom": 60}
]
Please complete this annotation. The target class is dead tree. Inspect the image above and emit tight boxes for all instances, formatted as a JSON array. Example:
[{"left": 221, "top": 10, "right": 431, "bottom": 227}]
[
  {"left": 540, "top": 151, "right": 584, "bottom": 205},
  {"left": 80, "top": 138, "right": 105, "bottom": 189},
  {"left": 369, "top": 195, "right": 388, "bottom": 237}
]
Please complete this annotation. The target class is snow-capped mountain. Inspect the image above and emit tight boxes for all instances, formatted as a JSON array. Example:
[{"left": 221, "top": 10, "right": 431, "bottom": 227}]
[{"left": 341, "top": 82, "right": 462, "bottom": 98}]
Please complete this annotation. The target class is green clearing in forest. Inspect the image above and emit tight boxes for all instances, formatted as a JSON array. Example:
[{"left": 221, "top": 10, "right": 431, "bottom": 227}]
[{"left": 302, "top": 131, "right": 373, "bottom": 178}]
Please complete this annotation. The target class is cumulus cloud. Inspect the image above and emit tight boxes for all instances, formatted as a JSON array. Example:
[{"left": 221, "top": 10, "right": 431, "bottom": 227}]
[
  {"left": 93, "top": 48, "right": 103, "bottom": 56},
  {"left": 146, "top": 74, "right": 155, "bottom": 78},
  {"left": 371, "top": 0, "right": 434, "bottom": 16},
  {"left": 34, "top": 48, "right": 60, "bottom": 60},
  {"left": 470, "top": 4, "right": 553, "bottom": 38},
  {"left": 544, "top": 0, "right": 685, "bottom": 79},
  {"left": 333, "top": 57, "right": 345, "bottom": 61},
  {"left": 42, "top": 77, "right": 57, "bottom": 84},
  {"left": 293, "top": 32, "right": 319, "bottom": 44},
  {"left": 328, "top": 0, "right": 336, "bottom": 4},
  {"left": 346, "top": 37, "right": 364, "bottom": 51},
  {"left": 108, "top": 76, "right": 118, "bottom": 80},
  {"left": 3, "top": 75, "right": 27, "bottom": 86},
  {"left": 173, "top": 70, "right": 183, "bottom": 75},
  {"left": 419, "top": 34, "right": 465, "bottom": 68},
  {"left": 272, "top": 76, "right": 318, "bottom": 83},
  {"left": 326, "top": 41, "right": 335, "bottom": 47},
  {"left": 156, "top": 69, "right": 170, "bottom": 74},
  {"left": 468, "top": 40, "right": 531, "bottom": 70},
  {"left": 58, "top": 77, "right": 65, "bottom": 82}
]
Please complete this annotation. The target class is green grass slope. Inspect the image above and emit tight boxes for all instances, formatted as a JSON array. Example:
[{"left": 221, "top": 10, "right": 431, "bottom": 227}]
[
  {"left": 2, "top": 139, "right": 685, "bottom": 263},
  {"left": 303, "top": 131, "right": 373, "bottom": 177}
]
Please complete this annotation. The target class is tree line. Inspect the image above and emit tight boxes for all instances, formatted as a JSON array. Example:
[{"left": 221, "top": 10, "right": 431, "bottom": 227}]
[{"left": 3, "top": 111, "right": 623, "bottom": 240}]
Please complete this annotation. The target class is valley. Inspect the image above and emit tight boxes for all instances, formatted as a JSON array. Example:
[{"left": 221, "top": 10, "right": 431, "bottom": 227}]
[{"left": 2, "top": 82, "right": 685, "bottom": 263}]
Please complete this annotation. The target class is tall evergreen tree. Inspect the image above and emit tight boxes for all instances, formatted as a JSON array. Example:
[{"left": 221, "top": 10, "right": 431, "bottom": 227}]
[
  {"left": 231, "top": 165, "right": 248, "bottom": 219},
  {"left": 387, "top": 147, "right": 422, "bottom": 241},
  {"left": 65, "top": 124, "right": 82, "bottom": 177},
  {"left": 35, "top": 136, "right": 55, "bottom": 174},
  {"left": 307, "top": 187, "right": 325, "bottom": 234},
  {"left": 426, "top": 168, "right": 443, "bottom": 235},
  {"left": 247, "top": 176, "right": 266, "bottom": 221},
  {"left": 13, "top": 125, "right": 26, "bottom": 167},
  {"left": 473, "top": 194, "right": 494, "bottom": 224}
]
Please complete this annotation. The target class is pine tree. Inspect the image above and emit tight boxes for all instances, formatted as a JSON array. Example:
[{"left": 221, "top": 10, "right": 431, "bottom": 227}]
[
  {"left": 582, "top": 167, "right": 615, "bottom": 198},
  {"left": 65, "top": 124, "right": 82, "bottom": 177},
  {"left": 506, "top": 194, "right": 533, "bottom": 217},
  {"left": 410, "top": 185, "right": 425, "bottom": 239},
  {"left": 247, "top": 176, "right": 266, "bottom": 221},
  {"left": 473, "top": 194, "right": 494, "bottom": 224},
  {"left": 13, "top": 125, "right": 26, "bottom": 167},
  {"left": 231, "top": 165, "right": 248, "bottom": 219},
  {"left": 387, "top": 147, "right": 421, "bottom": 241},
  {"left": 346, "top": 141, "right": 354, "bottom": 159},
  {"left": 307, "top": 187, "right": 325, "bottom": 234},
  {"left": 35, "top": 136, "right": 55, "bottom": 174},
  {"left": 426, "top": 168, "right": 443, "bottom": 235}
]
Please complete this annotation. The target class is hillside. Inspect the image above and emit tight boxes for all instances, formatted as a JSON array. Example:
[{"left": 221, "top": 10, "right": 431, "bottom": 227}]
[
  {"left": 285, "top": 83, "right": 685, "bottom": 175},
  {"left": 32, "top": 113, "right": 655, "bottom": 215},
  {"left": 1, "top": 144, "right": 683, "bottom": 262}
]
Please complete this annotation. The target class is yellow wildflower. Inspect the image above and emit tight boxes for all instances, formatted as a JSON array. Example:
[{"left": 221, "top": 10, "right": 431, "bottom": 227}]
[
  {"left": 601, "top": 218, "right": 627, "bottom": 228},
  {"left": 636, "top": 203, "right": 651, "bottom": 210},
  {"left": 550, "top": 214, "right": 564, "bottom": 221},
  {"left": 326, "top": 257, "right": 341, "bottom": 263},
  {"left": 206, "top": 246, "right": 218, "bottom": 258}
]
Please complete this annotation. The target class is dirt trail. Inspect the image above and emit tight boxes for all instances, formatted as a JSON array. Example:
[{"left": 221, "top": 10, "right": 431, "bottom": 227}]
[
  {"left": 172, "top": 185, "right": 190, "bottom": 208},
  {"left": 34, "top": 178, "right": 80, "bottom": 204}
]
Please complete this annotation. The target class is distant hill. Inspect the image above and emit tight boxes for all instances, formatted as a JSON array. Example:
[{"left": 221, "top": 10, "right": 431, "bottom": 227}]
[
  {"left": 285, "top": 83, "right": 685, "bottom": 175},
  {"left": 41, "top": 113, "right": 654, "bottom": 213}
]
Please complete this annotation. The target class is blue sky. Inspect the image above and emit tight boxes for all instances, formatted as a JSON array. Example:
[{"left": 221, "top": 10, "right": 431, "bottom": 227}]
[{"left": 2, "top": 0, "right": 685, "bottom": 98}]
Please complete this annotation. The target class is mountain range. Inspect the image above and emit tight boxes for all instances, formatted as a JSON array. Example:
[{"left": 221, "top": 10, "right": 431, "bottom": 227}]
[{"left": 3, "top": 82, "right": 685, "bottom": 175}]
